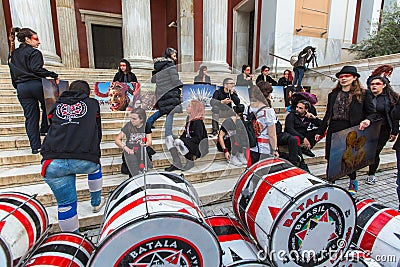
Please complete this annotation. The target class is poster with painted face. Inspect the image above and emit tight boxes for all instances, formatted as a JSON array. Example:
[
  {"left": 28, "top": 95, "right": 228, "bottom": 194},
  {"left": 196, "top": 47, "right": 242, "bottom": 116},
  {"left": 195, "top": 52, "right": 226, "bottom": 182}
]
[
  {"left": 327, "top": 121, "right": 381, "bottom": 181},
  {"left": 42, "top": 78, "right": 69, "bottom": 116},
  {"left": 182, "top": 83, "right": 216, "bottom": 109},
  {"left": 93, "top": 81, "right": 140, "bottom": 112}
]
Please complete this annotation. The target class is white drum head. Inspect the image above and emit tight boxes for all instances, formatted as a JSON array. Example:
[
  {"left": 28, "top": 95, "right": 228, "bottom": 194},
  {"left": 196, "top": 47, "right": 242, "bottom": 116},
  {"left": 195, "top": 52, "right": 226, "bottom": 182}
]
[
  {"left": 90, "top": 214, "right": 221, "bottom": 266},
  {"left": 269, "top": 184, "right": 356, "bottom": 267}
]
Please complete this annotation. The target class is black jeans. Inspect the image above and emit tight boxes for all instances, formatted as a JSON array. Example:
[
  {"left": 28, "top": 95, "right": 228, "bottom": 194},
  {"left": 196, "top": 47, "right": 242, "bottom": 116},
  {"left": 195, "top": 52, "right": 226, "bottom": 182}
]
[
  {"left": 368, "top": 124, "right": 391, "bottom": 175},
  {"left": 277, "top": 132, "right": 300, "bottom": 165},
  {"left": 17, "top": 80, "right": 48, "bottom": 150}
]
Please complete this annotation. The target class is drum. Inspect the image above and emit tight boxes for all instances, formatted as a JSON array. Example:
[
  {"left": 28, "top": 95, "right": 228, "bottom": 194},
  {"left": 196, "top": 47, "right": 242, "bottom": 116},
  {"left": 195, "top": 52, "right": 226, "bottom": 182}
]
[
  {"left": 0, "top": 192, "right": 48, "bottom": 267},
  {"left": 206, "top": 215, "right": 270, "bottom": 266},
  {"left": 353, "top": 199, "right": 400, "bottom": 267},
  {"left": 24, "top": 232, "right": 95, "bottom": 266},
  {"left": 337, "top": 248, "right": 382, "bottom": 267},
  {"left": 89, "top": 171, "right": 222, "bottom": 266},
  {"left": 232, "top": 158, "right": 356, "bottom": 267}
]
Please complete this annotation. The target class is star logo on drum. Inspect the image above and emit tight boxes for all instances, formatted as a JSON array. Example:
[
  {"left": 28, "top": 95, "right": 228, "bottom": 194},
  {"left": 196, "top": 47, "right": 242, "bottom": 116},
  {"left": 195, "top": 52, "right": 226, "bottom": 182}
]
[{"left": 130, "top": 250, "right": 183, "bottom": 266}]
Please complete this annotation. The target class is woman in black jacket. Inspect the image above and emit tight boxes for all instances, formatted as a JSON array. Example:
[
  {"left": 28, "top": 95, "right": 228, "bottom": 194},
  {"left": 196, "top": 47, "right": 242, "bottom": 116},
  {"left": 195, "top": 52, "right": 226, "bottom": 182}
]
[
  {"left": 113, "top": 59, "right": 138, "bottom": 83},
  {"left": 365, "top": 76, "right": 398, "bottom": 184},
  {"left": 147, "top": 48, "right": 183, "bottom": 170},
  {"left": 315, "top": 66, "right": 376, "bottom": 196},
  {"left": 194, "top": 66, "right": 211, "bottom": 84},
  {"left": 8, "top": 27, "right": 59, "bottom": 154}
]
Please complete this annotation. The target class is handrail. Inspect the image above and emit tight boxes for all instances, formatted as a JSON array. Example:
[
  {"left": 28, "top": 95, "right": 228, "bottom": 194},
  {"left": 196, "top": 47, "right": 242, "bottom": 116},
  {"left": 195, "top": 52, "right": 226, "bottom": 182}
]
[{"left": 268, "top": 53, "right": 338, "bottom": 82}]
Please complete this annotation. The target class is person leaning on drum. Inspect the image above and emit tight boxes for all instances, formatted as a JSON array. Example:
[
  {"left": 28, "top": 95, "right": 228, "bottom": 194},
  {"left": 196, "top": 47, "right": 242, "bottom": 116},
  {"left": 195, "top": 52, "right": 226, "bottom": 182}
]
[
  {"left": 115, "top": 108, "right": 155, "bottom": 177},
  {"left": 315, "top": 66, "right": 377, "bottom": 196}
]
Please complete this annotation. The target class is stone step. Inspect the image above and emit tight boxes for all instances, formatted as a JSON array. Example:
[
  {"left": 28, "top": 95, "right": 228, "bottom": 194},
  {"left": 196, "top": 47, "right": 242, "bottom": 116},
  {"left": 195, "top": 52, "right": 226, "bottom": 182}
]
[{"left": 0, "top": 104, "right": 22, "bottom": 113}]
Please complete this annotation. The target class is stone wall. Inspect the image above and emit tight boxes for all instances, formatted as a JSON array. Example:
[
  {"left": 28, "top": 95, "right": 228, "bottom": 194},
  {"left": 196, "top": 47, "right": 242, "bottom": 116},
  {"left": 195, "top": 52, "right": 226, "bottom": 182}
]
[{"left": 303, "top": 53, "right": 400, "bottom": 105}]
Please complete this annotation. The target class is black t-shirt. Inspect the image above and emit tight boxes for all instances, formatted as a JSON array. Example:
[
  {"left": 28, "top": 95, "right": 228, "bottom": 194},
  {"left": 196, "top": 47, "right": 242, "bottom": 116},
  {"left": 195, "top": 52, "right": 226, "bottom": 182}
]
[{"left": 122, "top": 122, "right": 152, "bottom": 148}]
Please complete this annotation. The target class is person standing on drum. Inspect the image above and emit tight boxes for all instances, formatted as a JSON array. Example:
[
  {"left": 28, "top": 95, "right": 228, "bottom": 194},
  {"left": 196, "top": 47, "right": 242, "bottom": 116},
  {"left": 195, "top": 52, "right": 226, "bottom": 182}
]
[
  {"left": 115, "top": 108, "right": 154, "bottom": 177},
  {"left": 41, "top": 80, "right": 105, "bottom": 232},
  {"left": 245, "top": 82, "right": 279, "bottom": 164},
  {"left": 8, "top": 27, "right": 59, "bottom": 154},
  {"left": 315, "top": 66, "right": 376, "bottom": 196}
]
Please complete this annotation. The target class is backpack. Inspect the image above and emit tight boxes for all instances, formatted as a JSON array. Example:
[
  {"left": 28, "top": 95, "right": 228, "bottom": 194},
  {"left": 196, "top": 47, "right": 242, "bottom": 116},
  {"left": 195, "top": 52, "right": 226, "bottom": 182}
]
[
  {"left": 242, "top": 105, "right": 269, "bottom": 148},
  {"left": 290, "top": 55, "right": 298, "bottom": 66},
  {"left": 236, "top": 118, "right": 257, "bottom": 148}
]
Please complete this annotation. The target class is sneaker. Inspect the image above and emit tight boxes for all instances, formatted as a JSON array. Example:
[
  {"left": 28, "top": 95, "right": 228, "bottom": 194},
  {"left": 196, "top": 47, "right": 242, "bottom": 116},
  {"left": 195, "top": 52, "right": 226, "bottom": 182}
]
[
  {"left": 92, "top": 197, "right": 106, "bottom": 213},
  {"left": 229, "top": 156, "right": 243, "bottom": 166},
  {"left": 237, "top": 153, "right": 247, "bottom": 165},
  {"left": 302, "top": 148, "right": 315, "bottom": 157},
  {"left": 32, "top": 148, "right": 41, "bottom": 154},
  {"left": 348, "top": 180, "right": 358, "bottom": 196},
  {"left": 366, "top": 175, "right": 377, "bottom": 185}
]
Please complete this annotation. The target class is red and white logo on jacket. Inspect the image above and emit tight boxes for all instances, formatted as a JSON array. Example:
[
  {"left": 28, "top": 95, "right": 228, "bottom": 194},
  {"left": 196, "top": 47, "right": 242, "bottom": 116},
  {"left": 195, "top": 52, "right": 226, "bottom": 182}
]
[{"left": 55, "top": 101, "right": 87, "bottom": 123}]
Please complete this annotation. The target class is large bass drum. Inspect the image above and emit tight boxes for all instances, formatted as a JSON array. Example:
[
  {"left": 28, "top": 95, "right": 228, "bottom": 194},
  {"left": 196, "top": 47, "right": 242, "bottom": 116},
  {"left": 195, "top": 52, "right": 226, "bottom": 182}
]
[
  {"left": 89, "top": 171, "right": 221, "bottom": 267},
  {"left": 24, "top": 232, "right": 95, "bottom": 267},
  {"left": 353, "top": 199, "right": 400, "bottom": 267},
  {"left": 0, "top": 192, "right": 48, "bottom": 267},
  {"left": 232, "top": 158, "right": 356, "bottom": 267},
  {"left": 206, "top": 215, "right": 270, "bottom": 266}
]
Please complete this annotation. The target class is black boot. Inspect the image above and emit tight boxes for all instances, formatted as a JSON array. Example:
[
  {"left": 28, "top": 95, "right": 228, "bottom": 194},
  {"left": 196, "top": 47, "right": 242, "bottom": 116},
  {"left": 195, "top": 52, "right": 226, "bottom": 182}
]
[
  {"left": 211, "top": 120, "right": 219, "bottom": 136},
  {"left": 165, "top": 147, "right": 182, "bottom": 171}
]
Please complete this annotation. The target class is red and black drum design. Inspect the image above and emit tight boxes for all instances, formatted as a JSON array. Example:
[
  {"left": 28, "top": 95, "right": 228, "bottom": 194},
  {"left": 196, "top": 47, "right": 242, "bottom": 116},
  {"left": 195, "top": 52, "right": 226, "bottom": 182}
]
[
  {"left": 232, "top": 158, "right": 356, "bottom": 267},
  {"left": 353, "top": 199, "right": 400, "bottom": 267},
  {"left": 0, "top": 192, "right": 48, "bottom": 267},
  {"left": 89, "top": 172, "right": 222, "bottom": 267},
  {"left": 24, "top": 232, "right": 95, "bottom": 267},
  {"left": 337, "top": 248, "right": 383, "bottom": 267},
  {"left": 206, "top": 215, "right": 270, "bottom": 266}
]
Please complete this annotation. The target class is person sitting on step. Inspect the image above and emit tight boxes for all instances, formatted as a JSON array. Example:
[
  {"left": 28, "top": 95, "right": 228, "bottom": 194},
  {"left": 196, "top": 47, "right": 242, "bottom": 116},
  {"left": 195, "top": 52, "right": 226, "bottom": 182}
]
[
  {"left": 217, "top": 104, "right": 248, "bottom": 166},
  {"left": 165, "top": 100, "right": 209, "bottom": 171}
]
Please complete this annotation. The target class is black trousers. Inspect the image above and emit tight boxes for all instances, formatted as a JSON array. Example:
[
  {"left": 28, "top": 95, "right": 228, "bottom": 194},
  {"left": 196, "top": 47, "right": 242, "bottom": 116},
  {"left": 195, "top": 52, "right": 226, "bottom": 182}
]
[
  {"left": 16, "top": 80, "right": 48, "bottom": 150},
  {"left": 277, "top": 132, "right": 300, "bottom": 165},
  {"left": 368, "top": 124, "right": 391, "bottom": 175}
]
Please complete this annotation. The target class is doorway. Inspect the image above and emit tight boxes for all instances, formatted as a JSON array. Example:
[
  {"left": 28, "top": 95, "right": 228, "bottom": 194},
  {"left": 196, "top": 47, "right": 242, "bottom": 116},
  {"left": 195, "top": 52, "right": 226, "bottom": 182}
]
[{"left": 92, "top": 25, "right": 123, "bottom": 69}]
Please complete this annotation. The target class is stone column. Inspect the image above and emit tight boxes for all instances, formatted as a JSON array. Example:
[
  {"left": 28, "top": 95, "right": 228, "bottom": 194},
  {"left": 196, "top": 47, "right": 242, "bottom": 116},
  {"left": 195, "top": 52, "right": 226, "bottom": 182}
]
[
  {"left": 178, "top": 0, "right": 194, "bottom": 72},
  {"left": 0, "top": 0, "right": 8, "bottom": 64},
  {"left": 203, "top": 0, "right": 230, "bottom": 73},
  {"left": 122, "top": 0, "right": 153, "bottom": 70},
  {"left": 357, "top": 0, "right": 383, "bottom": 42},
  {"left": 9, "top": 0, "right": 63, "bottom": 66},
  {"left": 56, "top": 0, "right": 80, "bottom": 67}
]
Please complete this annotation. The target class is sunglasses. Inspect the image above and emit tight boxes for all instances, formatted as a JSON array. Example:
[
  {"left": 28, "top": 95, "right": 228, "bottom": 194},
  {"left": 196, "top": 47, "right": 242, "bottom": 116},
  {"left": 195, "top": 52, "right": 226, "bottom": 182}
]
[
  {"left": 119, "top": 64, "right": 127, "bottom": 67},
  {"left": 30, "top": 36, "right": 39, "bottom": 41},
  {"left": 338, "top": 74, "right": 354, "bottom": 79},
  {"left": 370, "top": 82, "right": 384, "bottom": 86}
]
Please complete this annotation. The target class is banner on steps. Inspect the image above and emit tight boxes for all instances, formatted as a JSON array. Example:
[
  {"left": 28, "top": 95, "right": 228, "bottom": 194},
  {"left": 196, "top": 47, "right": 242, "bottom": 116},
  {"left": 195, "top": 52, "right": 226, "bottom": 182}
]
[
  {"left": 327, "top": 121, "right": 382, "bottom": 181},
  {"left": 182, "top": 83, "right": 216, "bottom": 109}
]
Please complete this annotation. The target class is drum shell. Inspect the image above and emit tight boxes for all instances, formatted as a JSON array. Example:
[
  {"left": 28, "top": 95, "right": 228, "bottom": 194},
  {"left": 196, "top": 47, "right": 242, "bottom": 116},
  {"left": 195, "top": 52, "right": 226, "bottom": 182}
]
[
  {"left": 354, "top": 199, "right": 400, "bottom": 267},
  {"left": 91, "top": 172, "right": 222, "bottom": 266},
  {"left": 232, "top": 158, "right": 356, "bottom": 267},
  {"left": 0, "top": 192, "right": 48, "bottom": 267},
  {"left": 24, "top": 232, "right": 95, "bottom": 267},
  {"left": 206, "top": 215, "right": 269, "bottom": 266}
]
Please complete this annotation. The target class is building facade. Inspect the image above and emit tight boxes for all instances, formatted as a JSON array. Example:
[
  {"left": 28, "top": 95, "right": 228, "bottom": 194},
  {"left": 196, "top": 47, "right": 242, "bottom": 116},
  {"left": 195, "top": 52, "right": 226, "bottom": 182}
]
[{"left": 0, "top": 0, "right": 398, "bottom": 72}]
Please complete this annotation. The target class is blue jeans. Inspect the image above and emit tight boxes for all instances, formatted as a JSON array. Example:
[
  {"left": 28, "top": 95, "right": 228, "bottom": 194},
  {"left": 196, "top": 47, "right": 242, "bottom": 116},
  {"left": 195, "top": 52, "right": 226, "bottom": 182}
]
[
  {"left": 396, "top": 151, "right": 400, "bottom": 208},
  {"left": 147, "top": 110, "right": 174, "bottom": 136},
  {"left": 293, "top": 67, "right": 305, "bottom": 87},
  {"left": 43, "top": 159, "right": 101, "bottom": 206}
]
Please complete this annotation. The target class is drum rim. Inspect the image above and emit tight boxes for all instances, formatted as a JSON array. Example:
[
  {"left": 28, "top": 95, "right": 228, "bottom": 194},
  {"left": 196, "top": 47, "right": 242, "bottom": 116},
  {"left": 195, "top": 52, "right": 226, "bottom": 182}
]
[
  {"left": 93, "top": 212, "right": 222, "bottom": 265},
  {"left": 104, "top": 171, "right": 200, "bottom": 215},
  {"left": 0, "top": 236, "right": 11, "bottom": 267},
  {"left": 268, "top": 183, "right": 356, "bottom": 264},
  {"left": 227, "top": 261, "right": 270, "bottom": 266}
]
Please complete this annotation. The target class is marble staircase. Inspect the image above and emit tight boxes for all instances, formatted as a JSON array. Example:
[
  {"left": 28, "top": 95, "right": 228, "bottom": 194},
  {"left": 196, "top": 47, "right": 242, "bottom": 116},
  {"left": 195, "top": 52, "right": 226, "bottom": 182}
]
[{"left": 0, "top": 65, "right": 395, "bottom": 232}]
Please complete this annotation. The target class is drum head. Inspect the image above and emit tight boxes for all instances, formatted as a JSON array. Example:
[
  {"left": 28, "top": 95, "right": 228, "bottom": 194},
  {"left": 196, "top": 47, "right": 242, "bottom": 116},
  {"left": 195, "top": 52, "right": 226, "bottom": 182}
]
[
  {"left": 90, "top": 214, "right": 221, "bottom": 266},
  {"left": 0, "top": 236, "right": 11, "bottom": 267},
  {"left": 269, "top": 184, "right": 356, "bottom": 267}
]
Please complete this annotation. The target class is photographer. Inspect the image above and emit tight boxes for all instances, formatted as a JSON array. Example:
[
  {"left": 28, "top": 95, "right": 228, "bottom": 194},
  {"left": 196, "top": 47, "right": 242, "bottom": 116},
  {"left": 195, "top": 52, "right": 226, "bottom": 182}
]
[
  {"left": 210, "top": 78, "right": 240, "bottom": 136},
  {"left": 293, "top": 46, "right": 316, "bottom": 89}
]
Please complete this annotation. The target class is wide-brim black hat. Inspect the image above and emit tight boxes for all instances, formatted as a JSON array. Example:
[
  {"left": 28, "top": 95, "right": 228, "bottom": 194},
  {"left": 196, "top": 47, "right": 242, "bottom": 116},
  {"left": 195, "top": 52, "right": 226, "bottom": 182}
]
[{"left": 335, "top": 65, "right": 360, "bottom": 78}]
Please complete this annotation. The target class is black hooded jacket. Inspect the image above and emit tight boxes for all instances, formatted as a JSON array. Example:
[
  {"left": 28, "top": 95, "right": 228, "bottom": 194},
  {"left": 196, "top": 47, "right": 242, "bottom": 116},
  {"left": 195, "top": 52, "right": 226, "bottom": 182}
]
[
  {"left": 9, "top": 44, "right": 58, "bottom": 89},
  {"left": 151, "top": 57, "right": 183, "bottom": 115},
  {"left": 41, "top": 91, "right": 102, "bottom": 164}
]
